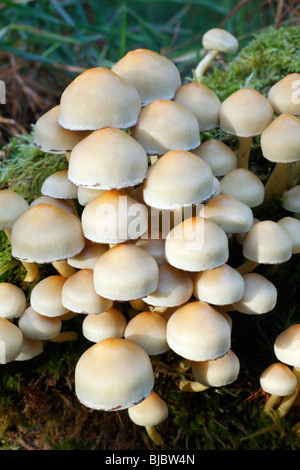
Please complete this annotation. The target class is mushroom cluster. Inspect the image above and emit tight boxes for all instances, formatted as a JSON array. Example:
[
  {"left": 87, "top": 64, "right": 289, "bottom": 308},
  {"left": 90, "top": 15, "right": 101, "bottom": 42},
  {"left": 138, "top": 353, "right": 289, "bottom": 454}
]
[{"left": 1, "top": 28, "right": 300, "bottom": 444}]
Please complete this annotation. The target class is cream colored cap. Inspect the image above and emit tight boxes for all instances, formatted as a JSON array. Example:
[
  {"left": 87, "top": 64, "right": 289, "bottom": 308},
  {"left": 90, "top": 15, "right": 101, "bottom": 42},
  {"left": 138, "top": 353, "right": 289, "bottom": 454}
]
[
  {"left": 261, "top": 114, "right": 300, "bottom": 163},
  {"left": 111, "top": 48, "right": 181, "bottom": 106},
  {"left": 260, "top": 362, "right": 297, "bottom": 396},
  {"left": 0, "top": 282, "right": 27, "bottom": 319},
  {"left": 74, "top": 337, "right": 154, "bottom": 410},
  {"left": 199, "top": 194, "right": 253, "bottom": 234},
  {"left": 124, "top": 310, "right": 169, "bottom": 355},
  {"left": 0, "top": 317, "right": 23, "bottom": 364},
  {"left": 93, "top": 243, "right": 159, "bottom": 301},
  {"left": 58, "top": 67, "right": 141, "bottom": 130},
  {"left": 82, "top": 190, "right": 148, "bottom": 245},
  {"left": 202, "top": 28, "right": 239, "bottom": 54},
  {"left": 143, "top": 150, "right": 214, "bottom": 210},
  {"left": 82, "top": 308, "right": 127, "bottom": 343},
  {"left": 62, "top": 268, "right": 113, "bottom": 314},
  {"left": 30, "top": 196, "right": 75, "bottom": 214},
  {"left": 193, "top": 139, "right": 237, "bottom": 177},
  {"left": 67, "top": 239, "right": 109, "bottom": 269},
  {"left": 142, "top": 263, "right": 193, "bottom": 307},
  {"left": 11, "top": 203, "right": 85, "bottom": 264},
  {"left": 274, "top": 323, "right": 300, "bottom": 368},
  {"left": 166, "top": 301, "right": 231, "bottom": 361},
  {"left": 33, "top": 105, "right": 90, "bottom": 153},
  {"left": 232, "top": 273, "right": 277, "bottom": 314},
  {"left": 165, "top": 216, "right": 229, "bottom": 272},
  {"left": 135, "top": 233, "right": 166, "bottom": 265},
  {"left": 219, "top": 88, "right": 274, "bottom": 137},
  {"left": 128, "top": 390, "right": 168, "bottom": 427},
  {"left": 282, "top": 185, "right": 300, "bottom": 213},
  {"left": 192, "top": 349, "right": 240, "bottom": 387},
  {"left": 14, "top": 336, "right": 43, "bottom": 361},
  {"left": 242, "top": 220, "right": 292, "bottom": 264},
  {"left": 41, "top": 170, "right": 78, "bottom": 199},
  {"left": 68, "top": 128, "right": 148, "bottom": 189},
  {"left": 193, "top": 264, "right": 244, "bottom": 306},
  {"left": 220, "top": 168, "right": 265, "bottom": 208},
  {"left": 268, "top": 73, "right": 300, "bottom": 116},
  {"left": 130, "top": 99, "right": 200, "bottom": 155},
  {"left": 30, "top": 275, "right": 69, "bottom": 318},
  {"left": 278, "top": 217, "right": 300, "bottom": 254},
  {"left": 174, "top": 82, "right": 220, "bottom": 131},
  {"left": 77, "top": 187, "right": 106, "bottom": 206},
  {"left": 0, "top": 189, "right": 29, "bottom": 230},
  {"left": 18, "top": 306, "right": 61, "bottom": 340}
]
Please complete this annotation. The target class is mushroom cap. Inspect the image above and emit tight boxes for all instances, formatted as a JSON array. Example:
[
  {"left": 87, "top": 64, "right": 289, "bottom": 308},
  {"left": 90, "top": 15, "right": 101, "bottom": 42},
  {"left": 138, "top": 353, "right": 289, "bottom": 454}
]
[
  {"left": 166, "top": 301, "right": 231, "bottom": 361},
  {"left": 191, "top": 349, "right": 240, "bottom": 387},
  {"left": 58, "top": 67, "right": 142, "bottom": 131},
  {"left": 232, "top": 272, "right": 277, "bottom": 314},
  {"left": 68, "top": 127, "right": 148, "bottom": 190},
  {"left": 62, "top": 268, "right": 113, "bottom": 314},
  {"left": 193, "top": 264, "right": 244, "bottom": 306},
  {"left": 124, "top": 310, "right": 169, "bottom": 355},
  {"left": 202, "top": 28, "right": 239, "bottom": 54},
  {"left": 82, "top": 307, "right": 127, "bottom": 343},
  {"left": 0, "top": 317, "right": 23, "bottom": 364},
  {"left": 30, "top": 275, "right": 69, "bottom": 318},
  {"left": 143, "top": 150, "right": 214, "bottom": 210},
  {"left": 165, "top": 216, "right": 229, "bottom": 272},
  {"left": 111, "top": 48, "right": 181, "bottom": 106},
  {"left": 135, "top": 233, "right": 166, "bottom": 266},
  {"left": 260, "top": 362, "right": 298, "bottom": 396},
  {"left": 128, "top": 390, "right": 168, "bottom": 427},
  {"left": 77, "top": 187, "right": 106, "bottom": 206},
  {"left": 278, "top": 217, "right": 300, "bottom": 254},
  {"left": 41, "top": 170, "right": 78, "bottom": 200},
  {"left": 30, "top": 196, "right": 75, "bottom": 214},
  {"left": 14, "top": 337, "right": 44, "bottom": 361},
  {"left": 242, "top": 220, "right": 292, "bottom": 264},
  {"left": 220, "top": 168, "right": 265, "bottom": 208},
  {"left": 93, "top": 243, "right": 159, "bottom": 301},
  {"left": 0, "top": 189, "right": 29, "bottom": 230},
  {"left": 74, "top": 337, "right": 154, "bottom": 411},
  {"left": 33, "top": 105, "right": 90, "bottom": 153},
  {"left": 282, "top": 186, "right": 300, "bottom": 213},
  {"left": 219, "top": 88, "right": 274, "bottom": 137},
  {"left": 67, "top": 239, "right": 109, "bottom": 269},
  {"left": 81, "top": 190, "right": 148, "bottom": 245},
  {"left": 18, "top": 306, "right": 62, "bottom": 341},
  {"left": 11, "top": 203, "right": 85, "bottom": 264},
  {"left": 192, "top": 139, "right": 237, "bottom": 177},
  {"left": 142, "top": 263, "right": 193, "bottom": 307},
  {"left": 268, "top": 73, "right": 300, "bottom": 116},
  {"left": 199, "top": 194, "right": 254, "bottom": 234},
  {"left": 174, "top": 82, "right": 220, "bottom": 132},
  {"left": 261, "top": 114, "right": 300, "bottom": 163},
  {"left": 130, "top": 99, "right": 200, "bottom": 155},
  {"left": 0, "top": 282, "right": 27, "bottom": 319},
  {"left": 274, "top": 324, "right": 300, "bottom": 369}
]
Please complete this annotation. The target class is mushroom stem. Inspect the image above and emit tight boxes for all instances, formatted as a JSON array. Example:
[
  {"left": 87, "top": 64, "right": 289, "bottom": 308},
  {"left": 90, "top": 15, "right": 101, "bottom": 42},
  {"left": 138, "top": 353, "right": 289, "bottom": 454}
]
[
  {"left": 49, "top": 331, "right": 78, "bottom": 343},
  {"left": 52, "top": 260, "right": 77, "bottom": 278},
  {"left": 129, "top": 299, "right": 147, "bottom": 311},
  {"left": 263, "top": 394, "right": 281, "bottom": 414},
  {"left": 177, "top": 359, "right": 192, "bottom": 373},
  {"left": 194, "top": 49, "right": 219, "bottom": 80},
  {"left": 290, "top": 161, "right": 300, "bottom": 184},
  {"left": 264, "top": 162, "right": 291, "bottom": 201},
  {"left": 276, "top": 367, "right": 300, "bottom": 418},
  {"left": 236, "top": 259, "right": 259, "bottom": 275},
  {"left": 178, "top": 379, "right": 209, "bottom": 392},
  {"left": 4, "top": 228, "right": 39, "bottom": 283},
  {"left": 237, "top": 137, "right": 252, "bottom": 169},
  {"left": 145, "top": 425, "right": 163, "bottom": 446}
]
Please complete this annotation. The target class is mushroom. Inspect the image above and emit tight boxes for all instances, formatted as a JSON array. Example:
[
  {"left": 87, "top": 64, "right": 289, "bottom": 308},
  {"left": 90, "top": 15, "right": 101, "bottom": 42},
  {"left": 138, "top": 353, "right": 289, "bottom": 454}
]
[
  {"left": 82, "top": 307, "right": 127, "bottom": 343},
  {"left": 277, "top": 217, "right": 300, "bottom": 254},
  {"left": 18, "top": 306, "right": 62, "bottom": 341},
  {"left": 268, "top": 73, "right": 300, "bottom": 116},
  {"left": 128, "top": 390, "right": 168, "bottom": 446},
  {"left": 30, "top": 275, "right": 69, "bottom": 318},
  {"left": 192, "top": 139, "right": 237, "bottom": 177},
  {"left": 58, "top": 67, "right": 142, "bottom": 131},
  {"left": 194, "top": 28, "right": 239, "bottom": 79},
  {"left": 30, "top": 195, "right": 75, "bottom": 214},
  {"left": 135, "top": 232, "right": 166, "bottom": 266},
  {"left": 173, "top": 82, "right": 220, "bottom": 132},
  {"left": 282, "top": 186, "right": 300, "bottom": 218},
  {"left": 191, "top": 349, "right": 240, "bottom": 388},
  {"left": 67, "top": 239, "right": 109, "bottom": 270},
  {"left": 0, "top": 282, "right": 27, "bottom": 320},
  {"left": 260, "top": 362, "right": 298, "bottom": 414},
  {"left": 74, "top": 337, "right": 154, "bottom": 411},
  {"left": 10, "top": 203, "right": 85, "bottom": 278},
  {"left": 68, "top": 127, "right": 148, "bottom": 190},
  {"left": 41, "top": 169, "right": 78, "bottom": 200},
  {"left": 130, "top": 99, "right": 200, "bottom": 155},
  {"left": 231, "top": 273, "right": 277, "bottom": 315},
  {"left": 220, "top": 168, "right": 265, "bottom": 208},
  {"left": 261, "top": 114, "right": 300, "bottom": 200},
  {"left": 14, "top": 336, "right": 44, "bottom": 361},
  {"left": 0, "top": 317, "right": 23, "bottom": 364},
  {"left": 219, "top": 88, "right": 273, "bottom": 169},
  {"left": 77, "top": 187, "right": 106, "bottom": 207},
  {"left": 111, "top": 48, "right": 181, "bottom": 106}
]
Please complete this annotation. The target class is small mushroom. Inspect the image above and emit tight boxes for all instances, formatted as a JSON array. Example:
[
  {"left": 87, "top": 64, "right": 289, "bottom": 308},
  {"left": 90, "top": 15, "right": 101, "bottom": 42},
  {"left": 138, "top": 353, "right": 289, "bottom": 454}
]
[
  {"left": 260, "top": 362, "right": 298, "bottom": 414},
  {"left": 82, "top": 307, "right": 127, "bottom": 343},
  {"left": 0, "top": 282, "right": 27, "bottom": 320},
  {"left": 67, "top": 239, "right": 109, "bottom": 270},
  {"left": 191, "top": 349, "right": 240, "bottom": 388},
  {"left": 231, "top": 273, "right": 277, "bottom": 315},
  {"left": 192, "top": 139, "right": 237, "bottom": 177},
  {"left": 30, "top": 275, "right": 69, "bottom": 318},
  {"left": 220, "top": 168, "right": 265, "bottom": 208},
  {"left": 282, "top": 186, "right": 300, "bottom": 218},
  {"left": 14, "top": 337, "right": 44, "bottom": 362},
  {"left": 268, "top": 73, "right": 300, "bottom": 116},
  {"left": 18, "top": 306, "right": 62, "bottom": 341},
  {"left": 0, "top": 317, "right": 23, "bottom": 364}
]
